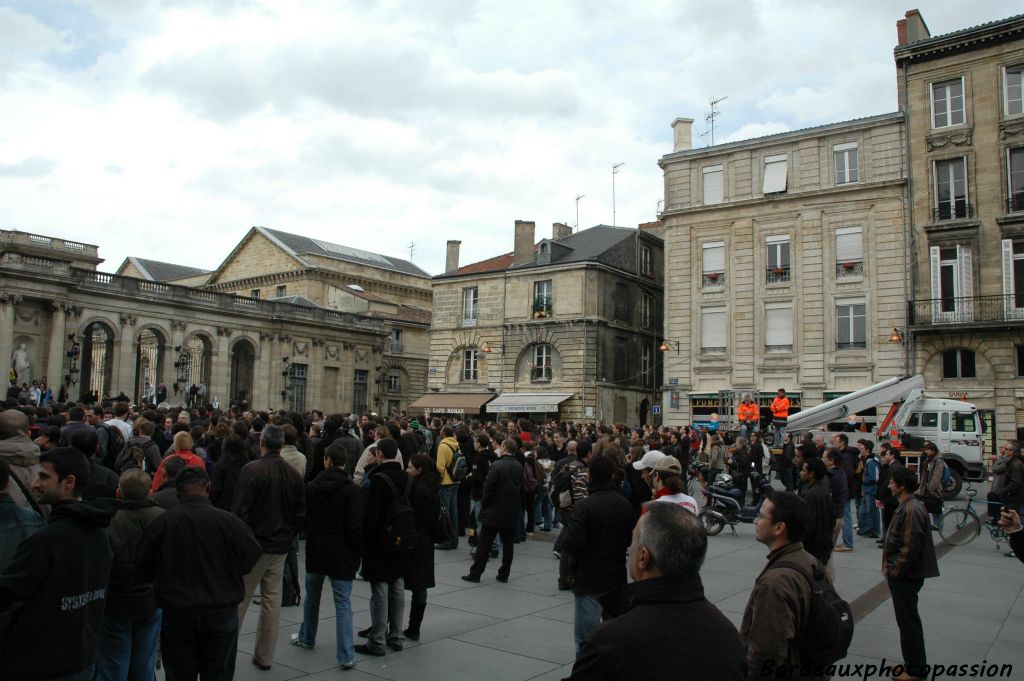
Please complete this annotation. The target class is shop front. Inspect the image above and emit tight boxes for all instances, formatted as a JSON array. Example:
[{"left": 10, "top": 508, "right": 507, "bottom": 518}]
[
  {"left": 408, "top": 392, "right": 496, "bottom": 420},
  {"left": 485, "top": 392, "right": 574, "bottom": 422}
]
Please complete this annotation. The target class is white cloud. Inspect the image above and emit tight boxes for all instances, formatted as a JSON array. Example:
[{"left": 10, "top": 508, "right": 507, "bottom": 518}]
[{"left": 0, "top": 0, "right": 1016, "bottom": 276}]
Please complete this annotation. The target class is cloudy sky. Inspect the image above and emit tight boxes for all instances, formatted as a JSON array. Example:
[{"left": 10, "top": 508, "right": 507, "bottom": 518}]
[{"left": 0, "top": 0, "right": 1012, "bottom": 278}]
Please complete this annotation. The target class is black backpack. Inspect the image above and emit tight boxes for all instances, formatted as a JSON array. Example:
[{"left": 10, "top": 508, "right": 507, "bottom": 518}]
[
  {"left": 375, "top": 473, "right": 418, "bottom": 556},
  {"left": 99, "top": 423, "right": 126, "bottom": 469},
  {"left": 769, "top": 559, "right": 853, "bottom": 672},
  {"left": 447, "top": 450, "right": 468, "bottom": 483}
]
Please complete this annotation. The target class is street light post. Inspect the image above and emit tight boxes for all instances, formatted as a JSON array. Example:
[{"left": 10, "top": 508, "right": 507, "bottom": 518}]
[{"left": 612, "top": 162, "right": 625, "bottom": 226}]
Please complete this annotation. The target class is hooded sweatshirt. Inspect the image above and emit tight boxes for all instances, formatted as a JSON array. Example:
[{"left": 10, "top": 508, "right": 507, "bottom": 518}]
[
  {"left": 0, "top": 498, "right": 117, "bottom": 680},
  {"left": 0, "top": 434, "right": 42, "bottom": 510}
]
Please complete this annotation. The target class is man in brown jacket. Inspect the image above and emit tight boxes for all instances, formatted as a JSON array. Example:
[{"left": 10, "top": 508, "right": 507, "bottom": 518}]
[{"left": 740, "top": 491, "right": 824, "bottom": 681}]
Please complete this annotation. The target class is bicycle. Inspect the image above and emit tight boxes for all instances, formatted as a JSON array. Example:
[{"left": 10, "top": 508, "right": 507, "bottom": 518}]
[{"left": 936, "top": 484, "right": 1008, "bottom": 550}]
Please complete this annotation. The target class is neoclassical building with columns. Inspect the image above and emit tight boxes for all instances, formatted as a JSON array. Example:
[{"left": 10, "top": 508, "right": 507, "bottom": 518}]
[{"left": 0, "top": 228, "right": 431, "bottom": 413}]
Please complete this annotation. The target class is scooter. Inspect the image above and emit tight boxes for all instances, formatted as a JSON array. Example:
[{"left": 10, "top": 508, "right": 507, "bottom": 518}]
[{"left": 698, "top": 465, "right": 773, "bottom": 536}]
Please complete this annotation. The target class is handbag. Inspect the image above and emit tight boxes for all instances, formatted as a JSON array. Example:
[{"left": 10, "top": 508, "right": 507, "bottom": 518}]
[{"left": 437, "top": 506, "right": 456, "bottom": 545}]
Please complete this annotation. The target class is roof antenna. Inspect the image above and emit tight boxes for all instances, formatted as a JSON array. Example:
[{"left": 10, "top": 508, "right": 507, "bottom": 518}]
[
  {"left": 575, "top": 194, "right": 585, "bottom": 232},
  {"left": 408, "top": 242, "right": 416, "bottom": 260},
  {"left": 700, "top": 95, "right": 728, "bottom": 147}
]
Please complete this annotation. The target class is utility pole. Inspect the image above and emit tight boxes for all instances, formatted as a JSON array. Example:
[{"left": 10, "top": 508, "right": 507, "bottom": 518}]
[
  {"left": 612, "top": 162, "right": 625, "bottom": 226},
  {"left": 575, "top": 194, "right": 585, "bottom": 232}
]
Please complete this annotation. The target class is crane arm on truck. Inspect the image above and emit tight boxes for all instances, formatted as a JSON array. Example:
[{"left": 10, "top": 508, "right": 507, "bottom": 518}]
[{"left": 784, "top": 375, "right": 926, "bottom": 434}]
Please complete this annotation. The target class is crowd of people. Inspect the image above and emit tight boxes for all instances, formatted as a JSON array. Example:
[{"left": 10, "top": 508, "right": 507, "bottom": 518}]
[{"left": 0, "top": 394, "right": 1022, "bottom": 681}]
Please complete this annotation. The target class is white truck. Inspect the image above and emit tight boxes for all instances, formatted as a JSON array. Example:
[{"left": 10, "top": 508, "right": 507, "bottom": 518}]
[{"left": 784, "top": 375, "right": 986, "bottom": 499}]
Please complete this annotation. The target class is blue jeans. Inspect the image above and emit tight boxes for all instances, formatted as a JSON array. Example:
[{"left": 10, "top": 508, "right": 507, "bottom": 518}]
[
  {"left": 859, "top": 492, "right": 879, "bottom": 536},
  {"left": 48, "top": 663, "right": 95, "bottom": 681},
  {"left": 534, "top": 486, "right": 553, "bottom": 530},
  {"left": 573, "top": 594, "right": 603, "bottom": 655},
  {"left": 298, "top": 573, "right": 354, "bottom": 665},
  {"left": 368, "top": 578, "right": 405, "bottom": 651},
  {"left": 439, "top": 485, "right": 459, "bottom": 548},
  {"left": 842, "top": 499, "right": 855, "bottom": 548},
  {"left": 94, "top": 608, "right": 162, "bottom": 681}
]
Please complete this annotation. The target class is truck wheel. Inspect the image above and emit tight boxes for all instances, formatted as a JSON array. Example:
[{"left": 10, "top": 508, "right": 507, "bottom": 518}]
[
  {"left": 942, "top": 468, "right": 963, "bottom": 500},
  {"left": 699, "top": 509, "right": 726, "bottom": 536}
]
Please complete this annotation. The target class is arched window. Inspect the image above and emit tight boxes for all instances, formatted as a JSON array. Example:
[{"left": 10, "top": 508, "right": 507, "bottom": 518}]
[
  {"left": 81, "top": 322, "right": 114, "bottom": 399},
  {"left": 230, "top": 339, "right": 256, "bottom": 405},
  {"left": 135, "top": 328, "right": 164, "bottom": 402},
  {"left": 942, "top": 349, "right": 976, "bottom": 378},
  {"left": 184, "top": 335, "right": 211, "bottom": 386}
]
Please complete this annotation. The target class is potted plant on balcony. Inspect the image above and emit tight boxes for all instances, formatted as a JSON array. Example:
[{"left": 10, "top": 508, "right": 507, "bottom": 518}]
[
  {"left": 533, "top": 295, "right": 550, "bottom": 318},
  {"left": 706, "top": 272, "right": 720, "bottom": 282},
  {"left": 771, "top": 266, "right": 785, "bottom": 275},
  {"left": 841, "top": 262, "right": 856, "bottom": 271}
]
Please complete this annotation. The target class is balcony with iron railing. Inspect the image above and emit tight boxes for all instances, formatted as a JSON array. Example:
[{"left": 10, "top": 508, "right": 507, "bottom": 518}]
[
  {"left": 702, "top": 271, "right": 725, "bottom": 288},
  {"left": 836, "top": 341, "right": 867, "bottom": 350},
  {"left": 766, "top": 266, "right": 791, "bottom": 284},
  {"left": 933, "top": 201, "right": 972, "bottom": 222},
  {"left": 1009, "top": 193, "right": 1024, "bottom": 214},
  {"left": 836, "top": 261, "right": 863, "bottom": 278},
  {"left": 909, "top": 294, "right": 1024, "bottom": 328}
]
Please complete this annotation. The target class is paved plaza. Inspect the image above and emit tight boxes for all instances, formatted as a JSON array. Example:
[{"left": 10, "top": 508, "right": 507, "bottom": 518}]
[{"left": 174, "top": 505, "right": 1024, "bottom": 681}]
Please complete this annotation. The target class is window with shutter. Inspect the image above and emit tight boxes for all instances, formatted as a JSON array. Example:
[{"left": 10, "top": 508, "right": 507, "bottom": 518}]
[
  {"left": 1004, "top": 239, "right": 1024, "bottom": 318},
  {"left": 836, "top": 227, "right": 863, "bottom": 277},
  {"left": 765, "top": 303, "right": 793, "bottom": 352},
  {"left": 702, "top": 242, "right": 725, "bottom": 287},
  {"left": 934, "top": 157, "right": 968, "bottom": 220},
  {"left": 834, "top": 143, "right": 859, "bottom": 185},
  {"left": 701, "top": 308, "right": 727, "bottom": 353},
  {"left": 763, "top": 154, "right": 788, "bottom": 194},
  {"left": 1008, "top": 66, "right": 1024, "bottom": 117},
  {"left": 766, "top": 235, "right": 791, "bottom": 283},
  {"left": 703, "top": 165, "right": 724, "bottom": 205}
]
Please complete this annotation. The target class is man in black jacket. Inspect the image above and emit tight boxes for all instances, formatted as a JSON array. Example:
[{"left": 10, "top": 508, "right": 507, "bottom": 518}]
[
  {"left": 233, "top": 424, "right": 307, "bottom": 670},
  {"left": 566, "top": 503, "right": 742, "bottom": 680},
  {"left": 325, "top": 419, "right": 362, "bottom": 477},
  {"left": 0, "top": 447, "right": 117, "bottom": 681},
  {"left": 884, "top": 467, "right": 940, "bottom": 681},
  {"left": 357, "top": 437, "right": 409, "bottom": 656},
  {"left": 876, "top": 445, "right": 904, "bottom": 548},
  {"left": 290, "top": 447, "right": 363, "bottom": 669},
  {"left": 462, "top": 438, "right": 523, "bottom": 584},
  {"left": 95, "top": 469, "right": 164, "bottom": 681},
  {"left": 560, "top": 455, "right": 635, "bottom": 654},
  {"left": 136, "top": 466, "right": 262, "bottom": 681},
  {"left": 798, "top": 457, "right": 835, "bottom": 566}
]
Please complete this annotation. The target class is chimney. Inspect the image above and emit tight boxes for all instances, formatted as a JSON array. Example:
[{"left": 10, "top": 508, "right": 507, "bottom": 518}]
[
  {"left": 671, "top": 117, "right": 694, "bottom": 153},
  {"left": 902, "top": 9, "right": 930, "bottom": 45},
  {"left": 513, "top": 220, "right": 536, "bottom": 266},
  {"left": 896, "top": 18, "right": 908, "bottom": 46},
  {"left": 552, "top": 222, "right": 572, "bottom": 240},
  {"left": 445, "top": 240, "right": 461, "bottom": 274}
]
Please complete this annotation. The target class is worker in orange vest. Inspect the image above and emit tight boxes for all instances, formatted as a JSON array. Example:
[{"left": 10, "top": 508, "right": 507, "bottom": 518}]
[
  {"left": 771, "top": 388, "right": 790, "bottom": 444},
  {"left": 736, "top": 396, "right": 760, "bottom": 436}
]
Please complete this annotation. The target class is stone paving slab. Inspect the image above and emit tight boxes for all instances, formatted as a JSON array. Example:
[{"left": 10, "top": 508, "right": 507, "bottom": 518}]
[{"left": 152, "top": 512, "right": 1024, "bottom": 681}]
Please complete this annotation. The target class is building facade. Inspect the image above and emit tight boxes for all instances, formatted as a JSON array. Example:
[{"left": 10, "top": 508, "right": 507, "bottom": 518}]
[
  {"left": 422, "top": 221, "right": 664, "bottom": 424},
  {"left": 0, "top": 228, "right": 426, "bottom": 415},
  {"left": 658, "top": 113, "right": 908, "bottom": 428},
  {"left": 896, "top": 11, "right": 1024, "bottom": 445}
]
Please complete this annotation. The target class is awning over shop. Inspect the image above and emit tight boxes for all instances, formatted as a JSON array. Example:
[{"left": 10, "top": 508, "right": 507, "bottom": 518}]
[
  {"left": 485, "top": 392, "right": 574, "bottom": 413},
  {"left": 408, "top": 392, "right": 495, "bottom": 415}
]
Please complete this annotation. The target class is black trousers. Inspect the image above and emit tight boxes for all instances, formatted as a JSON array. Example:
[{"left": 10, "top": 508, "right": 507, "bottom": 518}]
[
  {"left": 161, "top": 605, "right": 238, "bottom": 681},
  {"left": 469, "top": 525, "right": 515, "bottom": 579},
  {"left": 888, "top": 576, "right": 926, "bottom": 676}
]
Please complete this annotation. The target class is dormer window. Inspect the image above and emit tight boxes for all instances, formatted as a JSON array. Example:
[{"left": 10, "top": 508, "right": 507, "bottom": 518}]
[{"left": 536, "top": 241, "right": 551, "bottom": 265}]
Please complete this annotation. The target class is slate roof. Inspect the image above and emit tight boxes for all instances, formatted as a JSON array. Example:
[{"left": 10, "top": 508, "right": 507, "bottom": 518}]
[
  {"left": 267, "top": 295, "right": 320, "bottom": 308},
  {"left": 128, "top": 257, "right": 211, "bottom": 283},
  {"left": 256, "top": 226, "right": 430, "bottom": 278},
  {"left": 448, "top": 225, "right": 652, "bottom": 277},
  {"left": 895, "top": 13, "right": 1024, "bottom": 52},
  {"left": 364, "top": 305, "right": 433, "bottom": 326}
]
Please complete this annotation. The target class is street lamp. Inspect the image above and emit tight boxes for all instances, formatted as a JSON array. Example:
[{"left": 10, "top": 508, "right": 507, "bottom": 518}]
[
  {"left": 172, "top": 346, "right": 189, "bottom": 395},
  {"left": 658, "top": 339, "right": 680, "bottom": 352}
]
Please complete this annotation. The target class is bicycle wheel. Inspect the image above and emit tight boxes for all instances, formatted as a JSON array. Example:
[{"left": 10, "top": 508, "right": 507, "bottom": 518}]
[{"left": 938, "top": 508, "right": 980, "bottom": 546}]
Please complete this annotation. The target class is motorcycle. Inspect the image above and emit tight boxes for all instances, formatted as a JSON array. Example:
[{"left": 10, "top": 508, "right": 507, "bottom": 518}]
[{"left": 698, "top": 465, "right": 773, "bottom": 536}]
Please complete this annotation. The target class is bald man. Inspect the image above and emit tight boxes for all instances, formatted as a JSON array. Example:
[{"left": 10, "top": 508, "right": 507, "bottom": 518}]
[{"left": 0, "top": 409, "right": 43, "bottom": 511}]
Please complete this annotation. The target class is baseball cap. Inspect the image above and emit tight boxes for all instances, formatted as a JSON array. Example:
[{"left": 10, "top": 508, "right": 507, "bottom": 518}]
[
  {"left": 632, "top": 449, "right": 666, "bottom": 470},
  {"left": 653, "top": 455, "right": 683, "bottom": 475},
  {"left": 175, "top": 466, "right": 210, "bottom": 489}
]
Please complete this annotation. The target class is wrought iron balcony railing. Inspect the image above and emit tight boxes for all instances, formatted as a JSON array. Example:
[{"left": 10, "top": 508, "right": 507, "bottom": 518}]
[
  {"left": 908, "top": 294, "right": 1024, "bottom": 326},
  {"left": 933, "top": 201, "right": 972, "bottom": 221}
]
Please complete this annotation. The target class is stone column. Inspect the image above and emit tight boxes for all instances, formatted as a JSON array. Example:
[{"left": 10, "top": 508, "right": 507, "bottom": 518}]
[
  {"left": 0, "top": 295, "right": 16, "bottom": 386},
  {"left": 115, "top": 314, "right": 138, "bottom": 399},
  {"left": 211, "top": 327, "right": 232, "bottom": 407},
  {"left": 255, "top": 333, "right": 273, "bottom": 411},
  {"left": 46, "top": 303, "right": 67, "bottom": 389}
]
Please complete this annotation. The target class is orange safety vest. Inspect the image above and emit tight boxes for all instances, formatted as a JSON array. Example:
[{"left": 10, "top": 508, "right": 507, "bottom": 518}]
[
  {"left": 737, "top": 403, "right": 759, "bottom": 422},
  {"left": 771, "top": 396, "right": 790, "bottom": 420}
]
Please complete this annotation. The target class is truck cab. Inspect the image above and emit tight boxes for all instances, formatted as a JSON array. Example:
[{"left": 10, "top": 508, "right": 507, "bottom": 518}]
[{"left": 901, "top": 399, "right": 985, "bottom": 483}]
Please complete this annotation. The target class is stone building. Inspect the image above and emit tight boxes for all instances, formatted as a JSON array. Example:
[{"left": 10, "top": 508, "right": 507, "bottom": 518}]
[
  {"left": 896, "top": 10, "right": 1024, "bottom": 445},
  {"left": 657, "top": 113, "right": 908, "bottom": 429},
  {"left": 0, "top": 227, "right": 430, "bottom": 415},
  {"left": 420, "top": 221, "right": 664, "bottom": 424}
]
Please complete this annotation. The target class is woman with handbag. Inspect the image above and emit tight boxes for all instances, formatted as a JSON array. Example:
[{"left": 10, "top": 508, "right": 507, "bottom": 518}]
[{"left": 404, "top": 454, "right": 444, "bottom": 641}]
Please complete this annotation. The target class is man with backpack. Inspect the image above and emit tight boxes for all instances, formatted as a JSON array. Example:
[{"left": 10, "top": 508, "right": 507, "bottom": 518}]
[
  {"left": 115, "top": 419, "right": 161, "bottom": 474},
  {"left": 742, "top": 491, "right": 852, "bottom": 680},
  {"left": 356, "top": 437, "right": 411, "bottom": 657},
  {"left": 434, "top": 426, "right": 463, "bottom": 550}
]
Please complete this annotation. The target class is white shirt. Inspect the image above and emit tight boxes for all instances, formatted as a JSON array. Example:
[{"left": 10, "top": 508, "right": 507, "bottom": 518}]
[
  {"left": 655, "top": 492, "right": 700, "bottom": 515},
  {"left": 106, "top": 418, "right": 133, "bottom": 440}
]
